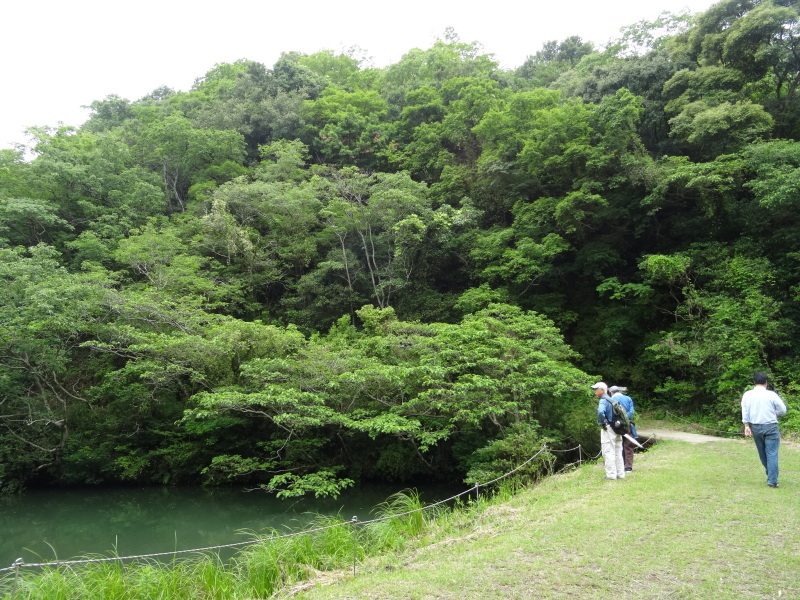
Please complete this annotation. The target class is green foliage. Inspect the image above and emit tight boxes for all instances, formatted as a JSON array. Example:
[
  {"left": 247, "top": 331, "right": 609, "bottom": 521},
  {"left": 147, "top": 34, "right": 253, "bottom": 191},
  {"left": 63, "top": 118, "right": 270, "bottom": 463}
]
[
  {"left": 265, "top": 470, "right": 355, "bottom": 499},
  {"left": 302, "top": 88, "right": 389, "bottom": 167},
  {"left": 136, "top": 113, "right": 246, "bottom": 212},
  {"left": 0, "top": 245, "right": 112, "bottom": 488},
  {"left": 640, "top": 244, "right": 790, "bottom": 417},
  {"left": 668, "top": 100, "right": 774, "bottom": 159},
  {"left": 180, "top": 303, "right": 589, "bottom": 496},
  {"left": 743, "top": 139, "right": 800, "bottom": 209},
  {"left": 25, "top": 127, "right": 165, "bottom": 249},
  {"left": 464, "top": 422, "right": 555, "bottom": 487},
  {"left": 516, "top": 36, "right": 595, "bottom": 87},
  {"left": 0, "top": 196, "right": 73, "bottom": 247},
  {"left": 0, "top": 147, "right": 32, "bottom": 199},
  {"left": 5, "top": 4, "right": 800, "bottom": 492},
  {"left": 381, "top": 30, "right": 499, "bottom": 96},
  {"left": 298, "top": 49, "right": 380, "bottom": 92}
]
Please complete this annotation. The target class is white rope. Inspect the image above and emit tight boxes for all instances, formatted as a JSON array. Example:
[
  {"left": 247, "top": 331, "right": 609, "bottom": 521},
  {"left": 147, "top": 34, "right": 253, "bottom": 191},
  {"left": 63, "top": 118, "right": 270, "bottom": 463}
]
[
  {"left": 0, "top": 520, "right": 349, "bottom": 573},
  {"left": 347, "top": 444, "right": 555, "bottom": 527}
]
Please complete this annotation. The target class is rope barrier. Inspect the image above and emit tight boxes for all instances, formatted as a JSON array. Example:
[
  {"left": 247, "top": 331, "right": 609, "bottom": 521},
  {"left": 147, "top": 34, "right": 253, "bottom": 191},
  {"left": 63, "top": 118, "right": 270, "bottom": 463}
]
[
  {"left": 0, "top": 441, "right": 603, "bottom": 574},
  {"left": 0, "top": 520, "right": 350, "bottom": 573},
  {"left": 549, "top": 443, "right": 602, "bottom": 471}
]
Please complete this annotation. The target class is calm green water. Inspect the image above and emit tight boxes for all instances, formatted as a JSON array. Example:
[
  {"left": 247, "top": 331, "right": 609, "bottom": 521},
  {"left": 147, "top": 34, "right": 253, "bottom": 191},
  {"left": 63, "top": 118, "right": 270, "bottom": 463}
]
[{"left": 0, "top": 483, "right": 460, "bottom": 568}]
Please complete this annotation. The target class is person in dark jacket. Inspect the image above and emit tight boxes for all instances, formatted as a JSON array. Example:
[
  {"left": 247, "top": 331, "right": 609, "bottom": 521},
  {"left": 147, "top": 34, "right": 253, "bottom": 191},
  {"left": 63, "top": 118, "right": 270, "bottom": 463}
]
[{"left": 609, "top": 386, "right": 636, "bottom": 472}]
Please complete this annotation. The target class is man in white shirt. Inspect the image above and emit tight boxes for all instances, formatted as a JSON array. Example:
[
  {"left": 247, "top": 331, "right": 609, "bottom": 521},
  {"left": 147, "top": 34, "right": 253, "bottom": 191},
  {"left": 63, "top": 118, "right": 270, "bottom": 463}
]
[{"left": 741, "top": 371, "right": 788, "bottom": 488}]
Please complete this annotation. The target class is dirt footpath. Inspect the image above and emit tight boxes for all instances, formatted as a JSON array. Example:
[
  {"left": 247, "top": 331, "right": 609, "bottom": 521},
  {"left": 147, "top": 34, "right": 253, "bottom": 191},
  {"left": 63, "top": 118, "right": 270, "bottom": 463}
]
[{"left": 636, "top": 428, "right": 735, "bottom": 444}]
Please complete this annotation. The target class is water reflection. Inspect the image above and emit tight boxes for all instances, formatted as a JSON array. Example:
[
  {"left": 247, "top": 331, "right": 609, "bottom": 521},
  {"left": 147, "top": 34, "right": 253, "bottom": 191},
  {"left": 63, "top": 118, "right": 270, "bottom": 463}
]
[{"left": 0, "top": 483, "right": 460, "bottom": 567}]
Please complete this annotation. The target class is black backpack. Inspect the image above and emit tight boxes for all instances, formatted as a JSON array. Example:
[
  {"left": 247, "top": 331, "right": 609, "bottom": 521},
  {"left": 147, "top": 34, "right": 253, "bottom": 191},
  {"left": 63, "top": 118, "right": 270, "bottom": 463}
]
[{"left": 609, "top": 398, "right": 631, "bottom": 435}]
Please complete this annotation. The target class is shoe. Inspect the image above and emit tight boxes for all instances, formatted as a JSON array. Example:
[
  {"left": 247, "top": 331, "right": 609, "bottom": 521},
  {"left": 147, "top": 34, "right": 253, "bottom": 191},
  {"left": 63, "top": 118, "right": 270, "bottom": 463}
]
[
  {"left": 603, "top": 476, "right": 616, "bottom": 480},
  {"left": 625, "top": 468, "right": 632, "bottom": 472},
  {"left": 768, "top": 483, "right": 779, "bottom": 488}
]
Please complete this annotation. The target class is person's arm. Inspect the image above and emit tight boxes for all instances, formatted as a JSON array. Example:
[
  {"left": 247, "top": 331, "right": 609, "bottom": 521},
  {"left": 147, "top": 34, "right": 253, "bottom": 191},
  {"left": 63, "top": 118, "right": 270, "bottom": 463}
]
[
  {"left": 742, "top": 393, "right": 751, "bottom": 436},
  {"left": 773, "top": 393, "right": 788, "bottom": 418},
  {"left": 597, "top": 399, "right": 607, "bottom": 426}
]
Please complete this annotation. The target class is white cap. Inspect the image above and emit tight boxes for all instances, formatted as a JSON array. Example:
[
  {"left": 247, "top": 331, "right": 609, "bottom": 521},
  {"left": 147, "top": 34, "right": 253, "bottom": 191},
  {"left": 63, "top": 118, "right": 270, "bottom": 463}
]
[{"left": 591, "top": 382, "right": 607, "bottom": 390}]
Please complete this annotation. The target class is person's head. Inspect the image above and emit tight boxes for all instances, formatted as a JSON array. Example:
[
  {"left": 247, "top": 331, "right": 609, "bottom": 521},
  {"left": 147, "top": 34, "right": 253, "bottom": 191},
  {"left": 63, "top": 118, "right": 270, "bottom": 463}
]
[
  {"left": 608, "top": 385, "right": 620, "bottom": 395},
  {"left": 754, "top": 371, "right": 769, "bottom": 386},
  {"left": 591, "top": 382, "right": 607, "bottom": 397}
]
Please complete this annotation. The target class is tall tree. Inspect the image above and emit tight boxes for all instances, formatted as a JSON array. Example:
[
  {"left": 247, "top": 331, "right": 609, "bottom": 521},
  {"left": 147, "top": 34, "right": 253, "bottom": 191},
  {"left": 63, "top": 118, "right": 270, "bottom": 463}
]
[
  {"left": 135, "top": 113, "right": 246, "bottom": 212},
  {"left": 0, "top": 245, "right": 110, "bottom": 490}
]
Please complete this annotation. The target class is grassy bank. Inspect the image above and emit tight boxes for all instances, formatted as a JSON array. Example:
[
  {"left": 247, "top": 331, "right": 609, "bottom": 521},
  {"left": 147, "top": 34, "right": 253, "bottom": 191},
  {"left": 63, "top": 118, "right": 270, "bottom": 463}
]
[
  {"left": 3, "top": 437, "right": 798, "bottom": 599},
  {"left": 286, "top": 437, "right": 800, "bottom": 600}
]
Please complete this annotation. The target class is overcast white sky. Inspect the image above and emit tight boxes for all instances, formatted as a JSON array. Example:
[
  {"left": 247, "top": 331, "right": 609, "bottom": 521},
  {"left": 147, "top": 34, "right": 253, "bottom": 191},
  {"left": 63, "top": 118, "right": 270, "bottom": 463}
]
[{"left": 2, "top": 0, "right": 719, "bottom": 152}]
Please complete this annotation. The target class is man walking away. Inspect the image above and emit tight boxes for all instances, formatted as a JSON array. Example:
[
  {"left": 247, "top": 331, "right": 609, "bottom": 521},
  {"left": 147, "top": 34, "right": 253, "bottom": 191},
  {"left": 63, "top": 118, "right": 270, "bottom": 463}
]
[
  {"left": 741, "top": 371, "right": 788, "bottom": 488},
  {"left": 609, "top": 386, "right": 637, "bottom": 472},
  {"left": 593, "top": 382, "right": 625, "bottom": 480}
]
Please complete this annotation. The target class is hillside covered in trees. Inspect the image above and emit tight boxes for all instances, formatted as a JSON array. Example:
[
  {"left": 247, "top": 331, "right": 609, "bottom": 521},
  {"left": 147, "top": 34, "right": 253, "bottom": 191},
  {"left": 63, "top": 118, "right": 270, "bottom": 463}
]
[{"left": 1, "top": 0, "right": 799, "bottom": 495}]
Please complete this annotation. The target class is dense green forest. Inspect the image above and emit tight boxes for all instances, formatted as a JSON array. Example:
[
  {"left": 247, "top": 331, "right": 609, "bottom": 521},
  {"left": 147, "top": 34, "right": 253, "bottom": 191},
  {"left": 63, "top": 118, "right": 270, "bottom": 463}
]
[{"left": 2, "top": 0, "right": 799, "bottom": 495}]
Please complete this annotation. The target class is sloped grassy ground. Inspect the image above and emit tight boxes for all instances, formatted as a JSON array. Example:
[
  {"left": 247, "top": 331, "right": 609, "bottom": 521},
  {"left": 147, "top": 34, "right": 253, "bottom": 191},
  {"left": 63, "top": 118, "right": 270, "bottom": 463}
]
[{"left": 286, "top": 437, "right": 800, "bottom": 600}]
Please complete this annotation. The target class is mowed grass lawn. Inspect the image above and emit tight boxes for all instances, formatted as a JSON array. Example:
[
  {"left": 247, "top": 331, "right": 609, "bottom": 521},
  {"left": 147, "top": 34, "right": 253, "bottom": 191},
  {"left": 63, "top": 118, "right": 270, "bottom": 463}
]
[{"left": 286, "top": 436, "right": 800, "bottom": 600}]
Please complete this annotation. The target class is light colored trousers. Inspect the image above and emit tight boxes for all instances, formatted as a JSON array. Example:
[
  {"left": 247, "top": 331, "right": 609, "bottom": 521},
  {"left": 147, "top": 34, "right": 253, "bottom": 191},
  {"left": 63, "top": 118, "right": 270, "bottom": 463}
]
[{"left": 600, "top": 428, "right": 625, "bottom": 479}]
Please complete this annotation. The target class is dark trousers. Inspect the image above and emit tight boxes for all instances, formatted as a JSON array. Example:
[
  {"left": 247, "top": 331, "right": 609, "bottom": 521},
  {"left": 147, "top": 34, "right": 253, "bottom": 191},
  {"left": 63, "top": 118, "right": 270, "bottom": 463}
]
[
  {"left": 622, "top": 435, "right": 635, "bottom": 470},
  {"left": 751, "top": 423, "right": 780, "bottom": 486}
]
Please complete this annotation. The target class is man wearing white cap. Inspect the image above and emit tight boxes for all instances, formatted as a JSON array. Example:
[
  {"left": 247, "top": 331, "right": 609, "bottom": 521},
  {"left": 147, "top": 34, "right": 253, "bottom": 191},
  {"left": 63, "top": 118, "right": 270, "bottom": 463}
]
[{"left": 592, "top": 382, "right": 625, "bottom": 480}]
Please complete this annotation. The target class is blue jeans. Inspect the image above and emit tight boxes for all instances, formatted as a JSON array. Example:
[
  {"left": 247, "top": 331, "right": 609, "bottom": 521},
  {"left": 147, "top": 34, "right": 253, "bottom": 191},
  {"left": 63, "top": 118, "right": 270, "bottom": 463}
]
[{"left": 751, "top": 423, "right": 780, "bottom": 486}]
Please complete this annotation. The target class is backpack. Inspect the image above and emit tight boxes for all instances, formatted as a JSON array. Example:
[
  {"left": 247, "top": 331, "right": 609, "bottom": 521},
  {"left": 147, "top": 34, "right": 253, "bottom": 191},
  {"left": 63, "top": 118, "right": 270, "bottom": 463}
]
[{"left": 609, "top": 398, "right": 630, "bottom": 435}]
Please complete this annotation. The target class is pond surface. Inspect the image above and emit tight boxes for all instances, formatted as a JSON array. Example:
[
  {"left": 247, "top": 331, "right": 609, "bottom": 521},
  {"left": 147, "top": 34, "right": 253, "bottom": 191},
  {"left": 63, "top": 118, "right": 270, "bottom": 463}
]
[{"left": 0, "top": 482, "right": 461, "bottom": 568}]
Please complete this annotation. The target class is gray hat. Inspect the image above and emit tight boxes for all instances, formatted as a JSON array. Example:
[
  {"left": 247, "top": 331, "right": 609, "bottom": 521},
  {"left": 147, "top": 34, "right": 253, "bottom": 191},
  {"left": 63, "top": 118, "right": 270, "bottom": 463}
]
[{"left": 608, "top": 385, "right": 620, "bottom": 394}]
